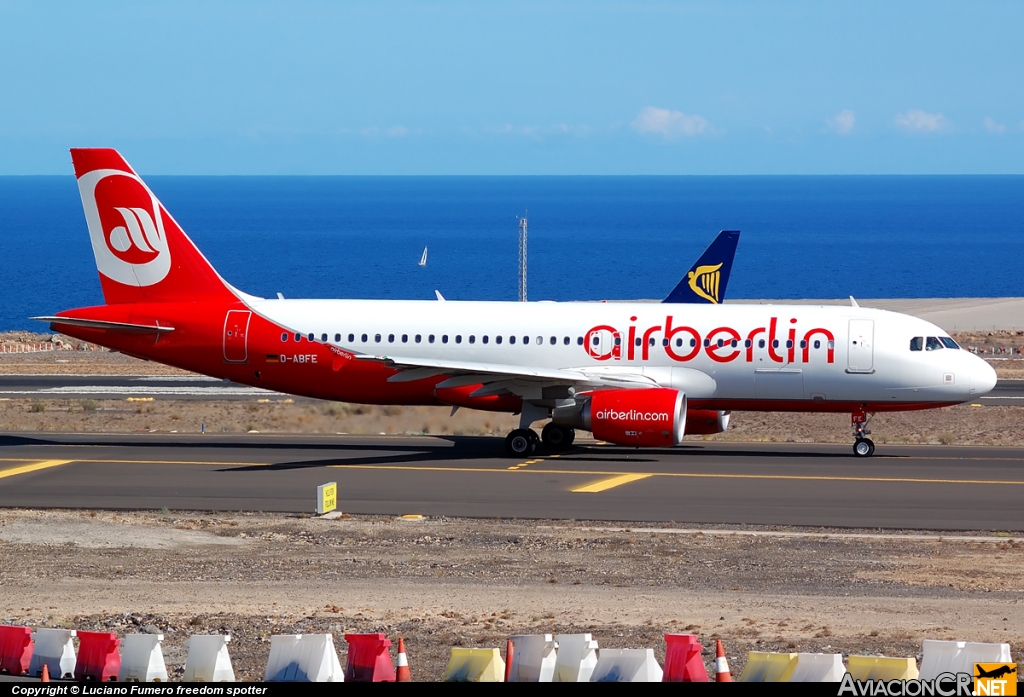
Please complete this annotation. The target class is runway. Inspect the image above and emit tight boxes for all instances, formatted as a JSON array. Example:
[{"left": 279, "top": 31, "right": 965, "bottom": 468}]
[
  {"left": 1, "top": 374, "right": 1022, "bottom": 403},
  {"left": 1, "top": 433, "right": 1022, "bottom": 530}
]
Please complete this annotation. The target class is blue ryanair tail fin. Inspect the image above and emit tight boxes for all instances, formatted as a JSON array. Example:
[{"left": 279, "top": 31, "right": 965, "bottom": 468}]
[{"left": 662, "top": 230, "right": 740, "bottom": 304}]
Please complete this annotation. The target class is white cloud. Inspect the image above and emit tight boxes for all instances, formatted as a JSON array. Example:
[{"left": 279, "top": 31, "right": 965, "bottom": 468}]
[
  {"left": 983, "top": 117, "right": 1006, "bottom": 134},
  {"left": 894, "top": 110, "right": 949, "bottom": 133},
  {"left": 826, "top": 109, "right": 856, "bottom": 135},
  {"left": 631, "top": 106, "right": 710, "bottom": 139},
  {"left": 359, "top": 126, "right": 410, "bottom": 138}
]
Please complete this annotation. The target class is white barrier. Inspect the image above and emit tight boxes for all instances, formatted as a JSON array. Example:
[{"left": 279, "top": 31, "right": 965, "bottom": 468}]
[
  {"left": 789, "top": 653, "right": 846, "bottom": 682},
  {"left": 590, "top": 648, "right": 663, "bottom": 682},
  {"left": 29, "top": 628, "right": 77, "bottom": 679},
  {"left": 183, "top": 635, "right": 235, "bottom": 682},
  {"left": 264, "top": 634, "right": 344, "bottom": 682},
  {"left": 554, "top": 634, "right": 599, "bottom": 682},
  {"left": 919, "top": 640, "right": 1012, "bottom": 680},
  {"left": 118, "top": 633, "right": 169, "bottom": 682},
  {"left": 508, "top": 634, "right": 558, "bottom": 682}
]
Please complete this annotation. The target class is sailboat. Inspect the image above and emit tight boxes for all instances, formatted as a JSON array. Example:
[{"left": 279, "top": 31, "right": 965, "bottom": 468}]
[{"left": 418, "top": 247, "right": 427, "bottom": 267}]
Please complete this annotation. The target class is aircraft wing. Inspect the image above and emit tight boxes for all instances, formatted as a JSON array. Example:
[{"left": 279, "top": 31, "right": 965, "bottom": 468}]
[
  {"left": 355, "top": 353, "right": 658, "bottom": 390},
  {"left": 663, "top": 230, "right": 739, "bottom": 304}
]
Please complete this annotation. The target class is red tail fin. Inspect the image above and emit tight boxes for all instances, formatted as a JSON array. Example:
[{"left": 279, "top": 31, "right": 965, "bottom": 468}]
[{"left": 71, "top": 148, "right": 236, "bottom": 305}]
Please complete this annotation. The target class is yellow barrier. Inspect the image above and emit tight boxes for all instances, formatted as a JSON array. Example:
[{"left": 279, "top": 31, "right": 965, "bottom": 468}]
[
  {"left": 739, "top": 652, "right": 798, "bottom": 682},
  {"left": 847, "top": 656, "right": 919, "bottom": 681},
  {"left": 443, "top": 648, "right": 506, "bottom": 682}
]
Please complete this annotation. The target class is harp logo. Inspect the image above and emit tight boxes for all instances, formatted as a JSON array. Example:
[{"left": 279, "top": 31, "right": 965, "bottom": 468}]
[
  {"left": 77, "top": 169, "right": 171, "bottom": 287},
  {"left": 687, "top": 263, "right": 724, "bottom": 304},
  {"left": 974, "top": 663, "right": 1017, "bottom": 696}
]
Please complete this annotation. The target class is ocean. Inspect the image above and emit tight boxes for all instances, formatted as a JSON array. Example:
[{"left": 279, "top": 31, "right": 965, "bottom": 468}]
[{"left": 2, "top": 175, "right": 1023, "bottom": 331}]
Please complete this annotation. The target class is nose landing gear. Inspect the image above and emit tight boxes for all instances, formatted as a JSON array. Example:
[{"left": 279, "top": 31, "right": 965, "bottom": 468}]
[{"left": 852, "top": 410, "right": 875, "bottom": 457}]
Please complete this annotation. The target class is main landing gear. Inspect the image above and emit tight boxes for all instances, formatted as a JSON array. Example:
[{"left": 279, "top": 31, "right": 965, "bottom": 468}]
[
  {"left": 852, "top": 410, "right": 875, "bottom": 457},
  {"left": 503, "top": 424, "right": 577, "bottom": 457}
]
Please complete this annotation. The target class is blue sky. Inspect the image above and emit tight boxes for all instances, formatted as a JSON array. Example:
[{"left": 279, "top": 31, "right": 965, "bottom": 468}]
[{"left": 1, "top": 1, "right": 1022, "bottom": 174}]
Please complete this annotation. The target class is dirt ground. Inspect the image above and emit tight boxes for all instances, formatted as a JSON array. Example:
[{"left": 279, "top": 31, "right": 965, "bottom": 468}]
[{"left": 1, "top": 509, "right": 1022, "bottom": 681}]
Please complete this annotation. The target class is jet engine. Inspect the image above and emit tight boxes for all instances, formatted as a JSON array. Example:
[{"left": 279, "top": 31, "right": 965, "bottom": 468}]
[
  {"left": 552, "top": 387, "right": 686, "bottom": 447},
  {"left": 683, "top": 409, "right": 731, "bottom": 435}
]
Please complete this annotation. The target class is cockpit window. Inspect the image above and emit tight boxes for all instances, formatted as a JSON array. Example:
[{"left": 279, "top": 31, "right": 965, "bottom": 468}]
[
  {"left": 910, "top": 337, "right": 923, "bottom": 351},
  {"left": 940, "top": 337, "right": 960, "bottom": 349},
  {"left": 925, "top": 336, "right": 943, "bottom": 351}
]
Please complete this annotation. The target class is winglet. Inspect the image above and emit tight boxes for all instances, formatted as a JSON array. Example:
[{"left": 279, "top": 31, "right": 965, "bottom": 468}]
[
  {"left": 663, "top": 230, "right": 740, "bottom": 304},
  {"left": 435, "top": 290, "right": 446, "bottom": 301}
]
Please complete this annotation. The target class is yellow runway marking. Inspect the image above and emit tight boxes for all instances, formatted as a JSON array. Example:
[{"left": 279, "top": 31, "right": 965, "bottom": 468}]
[
  {"left": 572, "top": 474, "right": 652, "bottom": 493},
  {"left": 0, "top": 460, "right": 73, "bottom": 480},
  {"left": 328, "top": 463, "right": 1024, "bottom": 487}
]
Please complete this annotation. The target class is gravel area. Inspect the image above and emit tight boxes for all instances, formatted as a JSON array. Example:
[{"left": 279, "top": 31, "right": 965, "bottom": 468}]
[{"left": 1, "top": 510, "right": 1022, "bottom": 681}]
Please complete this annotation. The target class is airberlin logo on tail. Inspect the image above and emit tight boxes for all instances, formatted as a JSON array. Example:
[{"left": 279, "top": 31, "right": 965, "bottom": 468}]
[{"left": 78, "top": 169, "right": 171, "bottom": 287}]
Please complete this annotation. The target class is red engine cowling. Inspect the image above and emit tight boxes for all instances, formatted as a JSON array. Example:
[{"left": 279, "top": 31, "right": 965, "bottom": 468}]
[
  {"left": 588, "top": 388, "right": 687, "bottom": 447},
  {"left": 684, "top": 410, "right": 731, "bottom": 435}
]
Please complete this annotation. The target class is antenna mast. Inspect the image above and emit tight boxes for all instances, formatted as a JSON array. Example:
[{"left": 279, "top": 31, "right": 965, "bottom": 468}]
[{"left": 517, "top": 212, "right": 528, "bottom": 302}]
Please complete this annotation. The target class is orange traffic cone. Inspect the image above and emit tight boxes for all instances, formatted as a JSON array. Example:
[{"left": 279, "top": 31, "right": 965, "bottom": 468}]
[
  {"left": 395, "top": 637, "right": 411, "bottom": 682},
  {"left": 715, "top": 639, "right": 732, "bottom": 682},
  {"left": 504, "top": 638, "right": 514, "bottom": 682},
  {"left": 41, "top": 664, "right": 50, "bottom": 682}
]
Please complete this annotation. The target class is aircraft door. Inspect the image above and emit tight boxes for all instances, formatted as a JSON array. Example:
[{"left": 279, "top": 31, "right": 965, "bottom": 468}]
[
  {"left": 223, "top": 310, "right": 252, "bottom": 363},
  {"left": 847, "top": 319, "right": 874, "bottom": 373}
]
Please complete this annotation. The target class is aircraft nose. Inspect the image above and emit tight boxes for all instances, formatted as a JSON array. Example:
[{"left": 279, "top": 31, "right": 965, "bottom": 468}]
[{"left": 970, "top": 356, "right": 997, "bottom": 396}]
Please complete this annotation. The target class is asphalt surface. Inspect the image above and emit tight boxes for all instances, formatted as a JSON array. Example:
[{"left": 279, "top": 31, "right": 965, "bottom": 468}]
[
  {"left": 1, "top": 433, "right": 1022, "bottom": 530},
  {"left": 1, "top": 374, "right": 1022, "bottom": 404}
]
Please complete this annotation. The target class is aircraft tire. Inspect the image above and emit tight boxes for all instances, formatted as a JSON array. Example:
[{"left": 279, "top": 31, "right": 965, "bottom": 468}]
[
  {"left": 541, "top": 423, "right": 574, "bottom": 451},
  {"left": 505, "top": 429, "right": 537, "bottom": 457},
  {"left": 853, "top": 438, "right": 875, "bottom": 457}
]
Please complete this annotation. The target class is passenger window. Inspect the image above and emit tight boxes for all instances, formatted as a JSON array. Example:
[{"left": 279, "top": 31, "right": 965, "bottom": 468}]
[
  {"left": 321, "top": 333, "right": 327, "bottom": 342},
  {"left": 926, "top": 336, "right": 943, "bottom": 351},
  {"left": 523, "top": 336, "right": 530, "bottom": 345},
  {"left": 772, "top": 340, "right": 779, "bottom": 348},
  {"left": 549, "top": 336, "right": 556, "bottom": 345},
  {"left": 690, "top": 339, "right": 696, "bottom": 347},
  {"left": 536, "top": 336, "right": 543, "bottom": 345},
  {"left": 910, "top": 337, "right": 923, "bottom": 351},
  {"left": 509, "top": 336, "right": 516, "bottom": 345},
  {"left": 469, "top": 335, "right": 475, "bottom": 344},
  {"left": 675, "top": 339, "right": 683, "bottom": 347},
  {"left": 307, "top": 333, "right": 315, "bottom": 341},
  {"left": 814, "top": 340, "right": 821, "bottom": 349},
  {"left": 717, "top": 339, "right": 724, "bottom": 348},
  {"left": 281, "top": 333, "right": 288, "bottom": 342},
  {"left": 799, "top": 340, "right": 806, "bottom": 349},
  {"left": 361, "top": 334, "right": 367, "bottom": 342},
  {"left": 415, "top": 334, "right": 422, "bottom": 343},
  {"left": 577, "top": 337, "right": 583, "bottom": 345},
  {"left": 758, "top": 339, "right": 765, "bottom": 348},
  {"left": 786, "top": 340, "right": 793, "bottom": 349},
  {"left": 563, "top": 337, "right": 570, "bottom": 345},
  {"left": 592, "top": 336, "right": 599, "bottom": 346},
  {"left": 429, "top": 334, "right": 435, "bottom": 343},
  {"left": 348, "top": 333, "right": 355, "bottom": 342},
  {"left": 827, "top": 340, "right": 835, "bottom": 349},
  {"left": 496, "top": 336, "right": 502, "bottom": 344},
  {"left": 334, "top": 333, "right": 341, "bottom": 342},
  {"left": 613, "top": 336, "right": 621, "bottom": 346},
  {"left": 374, "top": 334, "right": 381, "bottom": 343},
  {"left": 744, "top": 339, "right": 751, "bottom": 348},
  {"left": 442, "top": 335, "right": 449, "bottom": 344},
  {"left": 650, "top": 338, "right": 657, "bottom": 347},
  {"left": 940, "top": 337, "right": 959, "bottom": 349},
  {"left": 703, "top": 339, "right": 710, "bottom": 347},
  {"left": 482, "top": 336, "right": 488, "bottom": 344},
  {"left": 388, "top": 334, "right": 395, "bottom": 343},
  {"left": 635, "top": 338, "right": 642, "bottom": 347},
  {"left": 402, "top": 334, "right": 408, "bottom": 343},
  {"left": 295, "top": 333, "right": 302, "bottom": 342},
  {"left": 456, "top": 335, "right": 462, "bottom": 344}
]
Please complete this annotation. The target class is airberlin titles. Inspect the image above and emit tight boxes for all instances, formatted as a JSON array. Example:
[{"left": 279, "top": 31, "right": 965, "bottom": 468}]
[{"left": 584, "top": 315, "right": 835, "bottom": 365}]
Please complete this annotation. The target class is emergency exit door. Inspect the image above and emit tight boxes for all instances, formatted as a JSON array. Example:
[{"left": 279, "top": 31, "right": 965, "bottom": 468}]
[
  {"left": 847, "top": 319, "right": 874, "bottom": 373},
  {"left": 223, "top": 310, "right": 251, "bottom": 363}
]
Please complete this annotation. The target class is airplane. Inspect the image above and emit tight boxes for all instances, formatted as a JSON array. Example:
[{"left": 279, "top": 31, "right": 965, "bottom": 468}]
[{"left": 36, "top": 149, "right": 997, "bottom": 459}]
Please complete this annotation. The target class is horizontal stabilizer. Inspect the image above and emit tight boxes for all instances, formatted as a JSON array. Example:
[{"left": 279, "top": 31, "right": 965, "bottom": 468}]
[{"left": 32, "top": 316, "right": 175, "bottom": 333}]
